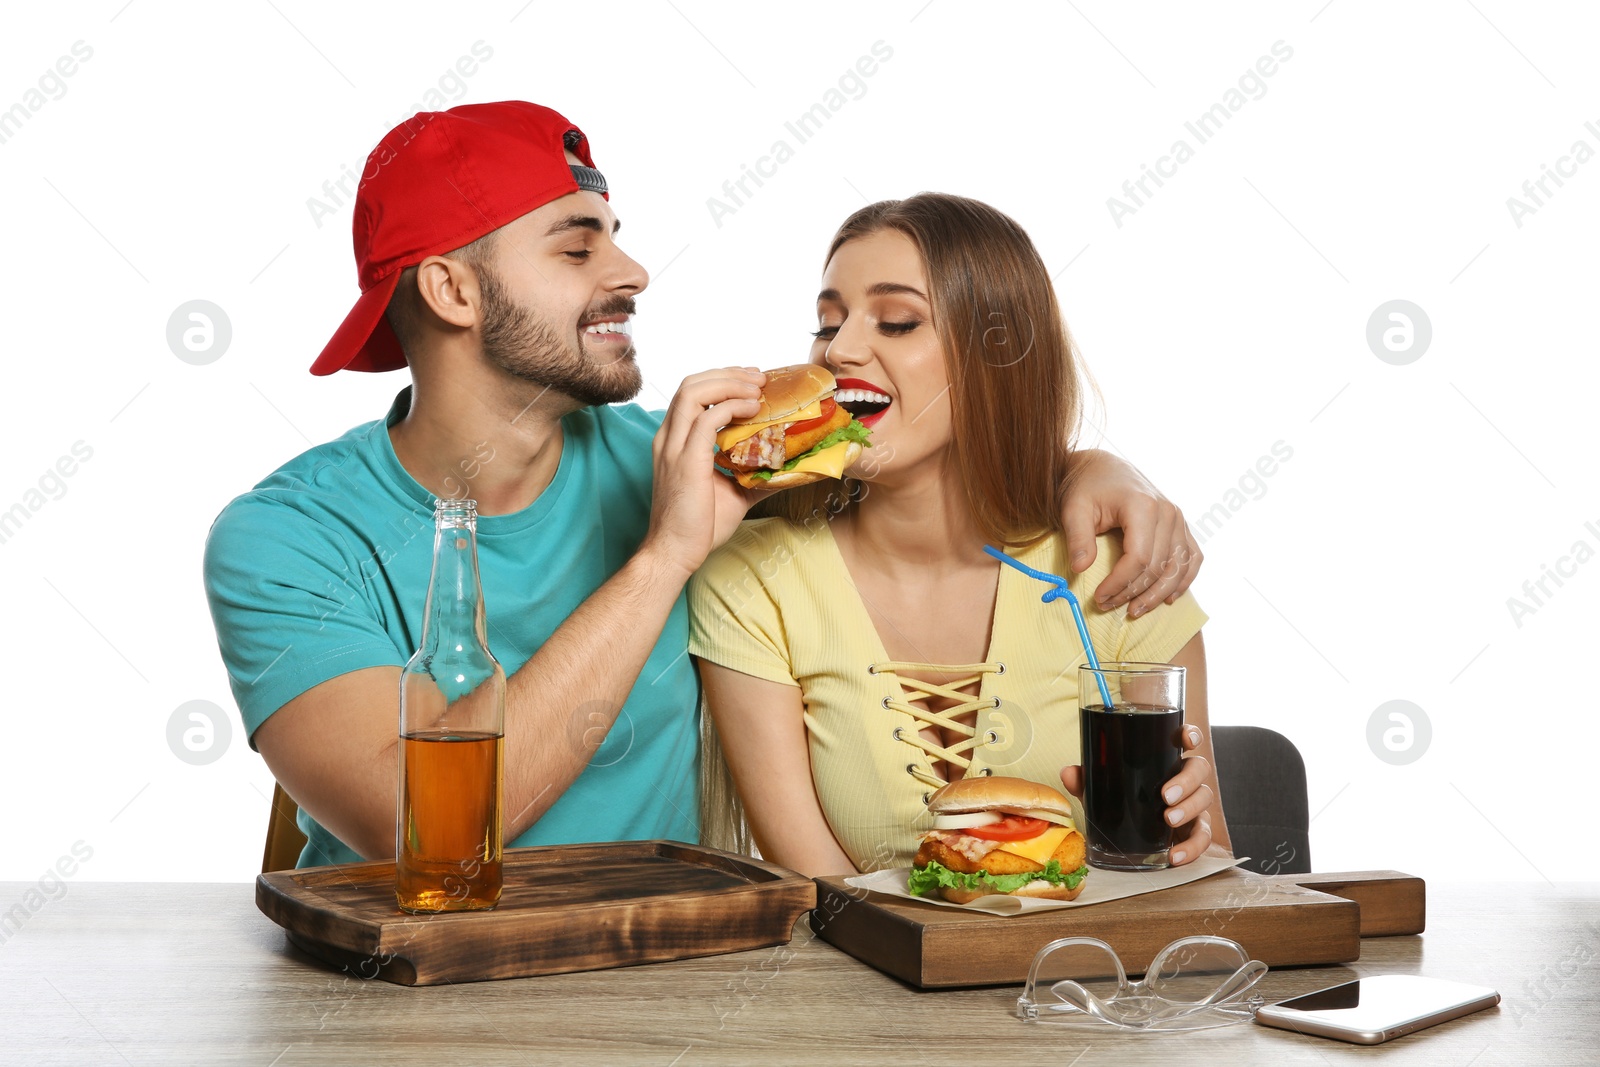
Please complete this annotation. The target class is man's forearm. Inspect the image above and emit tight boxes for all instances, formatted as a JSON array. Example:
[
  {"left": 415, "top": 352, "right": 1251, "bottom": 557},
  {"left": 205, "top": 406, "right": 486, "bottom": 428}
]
[{"left": 500, "top": 542, "right": 689, "bottom": 839}]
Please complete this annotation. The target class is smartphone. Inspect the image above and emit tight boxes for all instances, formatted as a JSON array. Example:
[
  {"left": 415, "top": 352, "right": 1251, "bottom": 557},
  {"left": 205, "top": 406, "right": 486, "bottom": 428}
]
[{"left": 1255, "top": 974, "right": 1500, "bottom": 1045}]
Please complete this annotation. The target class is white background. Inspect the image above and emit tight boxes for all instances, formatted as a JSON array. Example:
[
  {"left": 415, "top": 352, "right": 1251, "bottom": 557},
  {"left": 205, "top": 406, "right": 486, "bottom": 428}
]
[{"left": 1, "top": 1, "right": 1593, "bottom": 886}]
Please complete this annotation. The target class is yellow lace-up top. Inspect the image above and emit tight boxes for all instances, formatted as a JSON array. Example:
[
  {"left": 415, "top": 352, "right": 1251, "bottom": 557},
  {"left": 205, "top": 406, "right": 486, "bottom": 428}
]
[{"left": 687, "top": 518, "right": 1207, "bottom": 872}]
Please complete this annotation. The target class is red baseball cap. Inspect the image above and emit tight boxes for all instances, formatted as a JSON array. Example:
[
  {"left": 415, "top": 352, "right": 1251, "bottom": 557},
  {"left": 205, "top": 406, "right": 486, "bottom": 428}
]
[{"left": 310, "top": 100, "right": 608, "bottom": 376}]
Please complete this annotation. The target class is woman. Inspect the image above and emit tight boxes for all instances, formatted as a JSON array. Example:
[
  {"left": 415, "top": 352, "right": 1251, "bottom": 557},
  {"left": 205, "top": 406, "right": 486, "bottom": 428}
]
[{"left": 688, "top": 194, "right": 1227, "bottom": 876}]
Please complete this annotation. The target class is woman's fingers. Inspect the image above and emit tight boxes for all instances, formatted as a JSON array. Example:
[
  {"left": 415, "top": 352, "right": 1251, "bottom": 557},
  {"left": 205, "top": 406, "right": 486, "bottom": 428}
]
[
  {"left": 1171, "top": 813, "right": 1211, "bottom": 866},
  {"left": 1162, "top": 750, "right": 1211, "bottom": 802},
  {"left": 1165, "top": 782, "right": 1215, "bottom": 831},
  {"left": 1162, "top": 741, "right": 1214, "bottom": 824},
  {"left": 1058, "top": 764, "right": 1083, "bottom": 798}
]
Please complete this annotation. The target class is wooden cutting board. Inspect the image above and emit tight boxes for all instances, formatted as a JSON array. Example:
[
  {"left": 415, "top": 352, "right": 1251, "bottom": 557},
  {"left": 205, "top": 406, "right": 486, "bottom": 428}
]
[
  {"left": 256, "top": 840, "right": 816, "bottom": 986},
  {"left": 810, "top": 868, "right": 1425, "bottom": 988}
]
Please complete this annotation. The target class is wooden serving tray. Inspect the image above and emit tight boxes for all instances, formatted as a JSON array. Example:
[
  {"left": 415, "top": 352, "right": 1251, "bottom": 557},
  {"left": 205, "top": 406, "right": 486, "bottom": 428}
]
[
  {"left": 811, "top": 868, "right": 1425, "bottom": 988},
  {"left": 256, "top": 840, "right": 817, "bottom": 986}
]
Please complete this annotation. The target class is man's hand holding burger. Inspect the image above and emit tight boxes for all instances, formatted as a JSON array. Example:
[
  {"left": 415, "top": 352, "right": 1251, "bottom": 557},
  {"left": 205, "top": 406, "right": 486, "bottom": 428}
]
[
  {"left": 645, "top": 362, "right": 875, "bottom": 582},
  {"left": 643, "top": 367, "right": 774, "bottom": 581}
]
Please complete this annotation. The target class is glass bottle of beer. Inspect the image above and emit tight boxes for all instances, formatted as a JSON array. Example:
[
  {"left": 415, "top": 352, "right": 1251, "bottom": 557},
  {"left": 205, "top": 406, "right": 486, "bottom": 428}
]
[{"left": 396, "top": 498, "right": 506, "bottom": 912}]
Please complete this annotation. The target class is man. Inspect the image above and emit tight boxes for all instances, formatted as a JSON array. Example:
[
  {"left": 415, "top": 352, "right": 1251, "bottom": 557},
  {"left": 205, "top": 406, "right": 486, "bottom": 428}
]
[{"left": 204, "top": 101, "right": 1200, "bottom": 867}]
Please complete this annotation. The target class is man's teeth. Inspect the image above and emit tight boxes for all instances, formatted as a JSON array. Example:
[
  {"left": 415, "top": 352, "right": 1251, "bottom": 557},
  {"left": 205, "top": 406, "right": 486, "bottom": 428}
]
[
  {"left": 584, "top": 320, "right": 632, "bottom": 335},
  {"left": 836, "top": 388, "right": 892, "bottom": 405}
]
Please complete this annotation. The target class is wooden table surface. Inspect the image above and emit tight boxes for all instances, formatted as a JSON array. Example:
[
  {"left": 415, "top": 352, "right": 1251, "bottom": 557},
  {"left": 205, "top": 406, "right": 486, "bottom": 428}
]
[{"left": 1, "top": 880, "right": 1595, "bottom": 1065}]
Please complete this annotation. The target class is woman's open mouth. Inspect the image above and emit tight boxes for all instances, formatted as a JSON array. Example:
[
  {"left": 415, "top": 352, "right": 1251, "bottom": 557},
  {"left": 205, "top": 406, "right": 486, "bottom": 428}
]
[{"left": 834, "top": 377, "right": 892, "bottom": 427}]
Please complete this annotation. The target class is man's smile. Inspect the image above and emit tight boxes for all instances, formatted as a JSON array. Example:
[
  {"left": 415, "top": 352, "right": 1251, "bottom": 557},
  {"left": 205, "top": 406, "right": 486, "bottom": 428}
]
[{"left": 581, "top": 314, "right": 634, "bottom": 343}]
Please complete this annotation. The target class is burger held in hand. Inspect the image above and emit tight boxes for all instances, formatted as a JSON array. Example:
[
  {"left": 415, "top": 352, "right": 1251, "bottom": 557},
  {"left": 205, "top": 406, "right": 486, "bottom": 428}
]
[
  {"left": 714, "top": 364, "right": 871, "bottom": 489},
  {"left": 909, "top": 776, "right": 1090, "bottom": 903}
]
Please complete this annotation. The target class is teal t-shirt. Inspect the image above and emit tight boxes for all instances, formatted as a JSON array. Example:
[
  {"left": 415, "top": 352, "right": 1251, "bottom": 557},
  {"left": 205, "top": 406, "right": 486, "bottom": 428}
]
[{"left": 203, "top": 387, "right": 698, "bottom": 867}]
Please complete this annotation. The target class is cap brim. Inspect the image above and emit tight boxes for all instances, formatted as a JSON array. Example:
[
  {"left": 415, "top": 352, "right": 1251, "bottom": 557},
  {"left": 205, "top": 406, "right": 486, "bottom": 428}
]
[{"left": 309, "top": 270, "right": 405, "bottom": 376}]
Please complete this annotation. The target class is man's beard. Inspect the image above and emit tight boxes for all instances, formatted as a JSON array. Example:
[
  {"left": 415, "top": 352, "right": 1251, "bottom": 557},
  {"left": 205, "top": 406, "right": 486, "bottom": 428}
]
[{"left": 477, "top": 268, "right": 642, "bottom": 407}]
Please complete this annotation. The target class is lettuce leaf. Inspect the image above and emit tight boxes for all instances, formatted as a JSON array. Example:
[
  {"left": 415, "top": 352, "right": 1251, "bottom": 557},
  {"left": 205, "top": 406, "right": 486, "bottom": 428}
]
[
  {"left": 907, "top": 859, "right": 1089, "bottom": 898},
  {"left": 812, "top": 419, "right": 872, "bottom": 450},
  {"left": 748, "top": 420, "right": 872, "bottom": 482}
]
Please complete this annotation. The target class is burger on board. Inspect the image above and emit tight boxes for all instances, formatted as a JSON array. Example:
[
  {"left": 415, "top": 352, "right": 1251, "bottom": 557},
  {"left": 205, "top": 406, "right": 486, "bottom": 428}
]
[{"left": 910, "top": 776, "right": 1090, "bottom": 903}]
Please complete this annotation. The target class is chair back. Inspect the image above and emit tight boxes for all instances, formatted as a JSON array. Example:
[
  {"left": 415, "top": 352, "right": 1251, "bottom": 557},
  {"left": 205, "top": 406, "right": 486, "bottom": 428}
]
[
  {"left": 261, "top": 782, "right": 307, "bottom": 873},
  {"left": 1210, "top": 725, "right": 1311, "bottom": 875}
]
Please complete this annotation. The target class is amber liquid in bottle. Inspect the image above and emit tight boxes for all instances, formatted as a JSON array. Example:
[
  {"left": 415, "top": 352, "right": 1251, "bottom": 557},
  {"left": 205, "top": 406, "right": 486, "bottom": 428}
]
[
  {"left": 396, "top": 730, "right": 504, "bottom": 912},
  {"left": 397, "top": 498, "right": 507, "bottom": 914}
]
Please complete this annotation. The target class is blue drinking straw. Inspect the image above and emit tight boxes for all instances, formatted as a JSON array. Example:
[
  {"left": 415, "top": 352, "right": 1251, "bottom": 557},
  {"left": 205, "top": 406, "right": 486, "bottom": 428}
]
[{"left": 984, "top": 544, "right": 1116, "bottom": 710}]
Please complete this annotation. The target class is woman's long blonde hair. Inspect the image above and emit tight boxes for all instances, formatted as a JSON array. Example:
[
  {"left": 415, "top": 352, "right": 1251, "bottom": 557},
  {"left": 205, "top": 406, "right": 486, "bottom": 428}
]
[{"left": 700, "top": 193, "right": 1088, "bottom": 858}]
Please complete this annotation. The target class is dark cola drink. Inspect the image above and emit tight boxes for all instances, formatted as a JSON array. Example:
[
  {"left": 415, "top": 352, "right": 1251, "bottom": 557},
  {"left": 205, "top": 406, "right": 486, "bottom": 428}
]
[{"left": 1079, "top": 703, "right": 1184, "bottom": 871}]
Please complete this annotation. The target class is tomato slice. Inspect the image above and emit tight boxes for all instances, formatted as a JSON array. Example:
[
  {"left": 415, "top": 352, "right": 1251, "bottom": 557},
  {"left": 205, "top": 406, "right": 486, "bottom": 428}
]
[
  {"left": 965, "top": 814, "right": 1049, "bottom": 841},
  {"left": 785, "top": 397, "right": 837, "bottom": 436}
]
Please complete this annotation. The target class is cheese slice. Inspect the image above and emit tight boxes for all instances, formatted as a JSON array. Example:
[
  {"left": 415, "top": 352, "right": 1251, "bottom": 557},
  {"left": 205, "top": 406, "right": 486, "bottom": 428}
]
[
  {"left": 715, "top": 398, "right": 824, "bottom": 450},
  {"left": 770, "top": 440, "right": 854, "bottom": 480},
  {"left": 992, "top": 825, "right": 1072, "bottom": 866}
]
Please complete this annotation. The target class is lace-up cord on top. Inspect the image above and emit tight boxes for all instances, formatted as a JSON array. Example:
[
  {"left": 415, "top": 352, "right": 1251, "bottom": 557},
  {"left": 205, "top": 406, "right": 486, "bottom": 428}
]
[{"left": 874, "top": 660, "right": 1003, "bottom": 788}]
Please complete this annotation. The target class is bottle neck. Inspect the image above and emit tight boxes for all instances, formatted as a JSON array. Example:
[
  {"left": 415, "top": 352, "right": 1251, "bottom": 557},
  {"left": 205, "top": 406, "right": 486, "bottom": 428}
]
[
  {"left": 419, "top": 510, "right": 489, "bottom": 651},
  {"left": 435, "top": 499, "right": 477, "bottom": 533}
]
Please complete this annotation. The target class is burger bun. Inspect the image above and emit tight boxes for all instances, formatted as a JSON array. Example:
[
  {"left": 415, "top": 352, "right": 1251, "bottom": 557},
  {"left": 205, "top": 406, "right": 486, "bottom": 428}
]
[
  {"left": 925, "top": 775, "right": 1075, "bottom": 820},
  {"left": 729, "top": 364, "right": 836, "bottom": 429},
  {"left": 938, "top": 879, "right": 1085, "bottom": 905}
]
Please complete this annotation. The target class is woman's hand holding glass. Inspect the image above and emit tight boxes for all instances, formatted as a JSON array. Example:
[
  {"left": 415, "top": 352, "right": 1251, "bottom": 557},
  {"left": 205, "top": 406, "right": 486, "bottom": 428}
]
[{"left": 1059, "top": 722, "right": 1224, "bottom": 867}]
